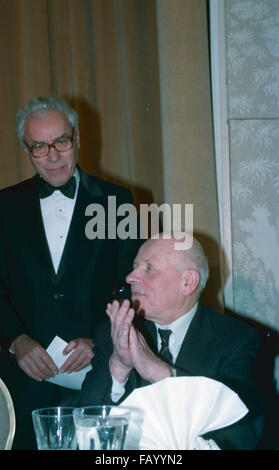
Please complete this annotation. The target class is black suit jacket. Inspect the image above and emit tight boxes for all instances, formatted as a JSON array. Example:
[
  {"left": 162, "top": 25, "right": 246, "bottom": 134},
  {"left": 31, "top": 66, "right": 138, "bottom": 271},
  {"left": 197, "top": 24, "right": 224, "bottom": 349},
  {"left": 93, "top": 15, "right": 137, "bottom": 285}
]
[
  {"left": 0, "top": 167, "right": 141, "bottom": 349},
  {"left": 0, "top": 167, "right": 142, "bottom": 449},
  {"left": 71, "top": 301, "right": 264, "bottom": 449}
]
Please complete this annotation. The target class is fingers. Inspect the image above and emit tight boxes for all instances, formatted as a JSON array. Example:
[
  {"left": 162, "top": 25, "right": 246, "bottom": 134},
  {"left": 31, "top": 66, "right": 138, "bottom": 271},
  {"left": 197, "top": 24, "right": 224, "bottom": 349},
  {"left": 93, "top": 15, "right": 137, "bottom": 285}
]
[
  {"left": 113, "top": 307, "right": 134, "bottom": 354},
  {"left": 108, "top": 299, "right": 134, "bottom": 344},
  {"left": 129, "top": 326, "right": 152, "bottom": 364},
  {"left": 117, "top": 321, "right": 131, "bottom": 352},
  {"left": 107, "top": 299, "right": 132, "bottom": 323},
  {"left": 62, "top": 339, "right": 76, "bottom": 356},
  {"left": 106, "top": 300, "right": 135, "bottom": 372},
  {"left": 129, "top": 327, "right": 171, "bottom": 382},
  {"left": 60, "top": 350, "right": 92, "bottom": 373},
  {"left": 106, "top": 302, "right": 113, "bottom": 317},
  {"left": 129, "top": 324, "right": 141, "bottom": 356},
  {"left": 13, "top": 335, "right": 58, "bottom": 381},
  {"left": 60, "top": 338, "right": 94, "bottom": 373},
  {"left": 18, "top": 349, "right": 57, "bottom": 382}
]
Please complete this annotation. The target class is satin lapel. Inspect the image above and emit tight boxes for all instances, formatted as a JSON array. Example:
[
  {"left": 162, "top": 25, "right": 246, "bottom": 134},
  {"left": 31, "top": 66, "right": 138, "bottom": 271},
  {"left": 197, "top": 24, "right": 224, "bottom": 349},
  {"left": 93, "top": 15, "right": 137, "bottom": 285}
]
[
  {"left": 175, "top": 302, "right": 215, "bottom": 373},
  {"left": 55, "top": 172, "right": 107, "bottom": 282},
  {"left": 18, "top": 175, "right": 56, "bottom": 279},
  {"left": 77, "top": 167, "right": 104, "bottom": 198},
  {"left": 141, "top": 319, "right": 158, "bottom": 353}
]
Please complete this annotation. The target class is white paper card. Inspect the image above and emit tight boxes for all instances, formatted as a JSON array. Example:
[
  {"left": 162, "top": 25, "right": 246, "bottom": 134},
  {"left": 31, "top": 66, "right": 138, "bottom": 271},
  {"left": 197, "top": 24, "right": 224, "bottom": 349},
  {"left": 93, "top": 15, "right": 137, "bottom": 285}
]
[{"left": 44, "top": 335, "right": 92, "bottom": 390}]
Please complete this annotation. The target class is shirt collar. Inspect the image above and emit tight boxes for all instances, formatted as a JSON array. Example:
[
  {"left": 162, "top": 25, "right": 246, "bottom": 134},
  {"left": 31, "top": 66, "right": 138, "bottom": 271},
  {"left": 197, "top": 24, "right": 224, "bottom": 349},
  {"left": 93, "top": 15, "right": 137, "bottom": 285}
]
[
  {"left": 155, "top": 302, "right": 198, "bottom": 347},
  {"left": 73, "top": 166, "right": 80, "bottom": 193}
]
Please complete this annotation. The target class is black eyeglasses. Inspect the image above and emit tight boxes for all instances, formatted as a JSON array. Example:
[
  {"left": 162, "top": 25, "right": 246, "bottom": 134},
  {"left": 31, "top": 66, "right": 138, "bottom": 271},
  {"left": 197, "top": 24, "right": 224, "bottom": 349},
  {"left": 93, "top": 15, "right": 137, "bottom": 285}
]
[{"left": 24, "top": 130, "right": 77, "bottom": 158}]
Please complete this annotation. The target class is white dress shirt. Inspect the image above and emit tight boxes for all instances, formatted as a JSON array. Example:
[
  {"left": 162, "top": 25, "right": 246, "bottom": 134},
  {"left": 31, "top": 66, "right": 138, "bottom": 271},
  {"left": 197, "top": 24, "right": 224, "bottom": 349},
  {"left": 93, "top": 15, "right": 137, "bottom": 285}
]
[
  {"left": 40, "top": 168, "right": 80, "bottom": 273},
  {"left": 111, "top": 303, "right": 198, "bottom": 402},
  {"left": 154, "top": 303, "right": 198, "bottom": 364}
]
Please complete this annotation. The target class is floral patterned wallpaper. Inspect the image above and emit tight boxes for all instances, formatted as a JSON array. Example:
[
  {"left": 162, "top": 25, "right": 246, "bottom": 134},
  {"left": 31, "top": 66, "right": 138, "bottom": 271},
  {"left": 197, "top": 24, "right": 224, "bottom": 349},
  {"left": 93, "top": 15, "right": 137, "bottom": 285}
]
[{"left": 225, "top": 0, "right": 279, "bottom": 332}]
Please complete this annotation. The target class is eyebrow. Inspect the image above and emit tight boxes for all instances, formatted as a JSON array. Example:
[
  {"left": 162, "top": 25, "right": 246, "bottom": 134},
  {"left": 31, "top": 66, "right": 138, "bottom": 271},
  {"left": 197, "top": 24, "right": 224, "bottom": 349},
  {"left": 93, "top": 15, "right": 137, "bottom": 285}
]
[
  {"left": 31, "top": 133, "right": 70, "bottom": 145},
  {"left": 133, "top": 258, "right": 153, "bottom": 267}
]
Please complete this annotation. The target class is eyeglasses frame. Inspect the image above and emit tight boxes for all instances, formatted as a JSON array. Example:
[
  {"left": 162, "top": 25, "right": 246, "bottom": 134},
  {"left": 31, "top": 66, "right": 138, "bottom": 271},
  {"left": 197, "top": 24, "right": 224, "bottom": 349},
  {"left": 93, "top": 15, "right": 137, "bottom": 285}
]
[{"left": 23, "top": 128, "right": 77, "bottom": 159}]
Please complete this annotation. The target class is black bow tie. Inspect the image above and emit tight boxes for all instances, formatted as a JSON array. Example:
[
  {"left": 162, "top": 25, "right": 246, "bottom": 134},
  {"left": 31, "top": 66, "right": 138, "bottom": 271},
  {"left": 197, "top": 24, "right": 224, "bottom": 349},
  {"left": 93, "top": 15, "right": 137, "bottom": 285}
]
[{"left": 39, "top": 176, "right": 76, "bottom": 199}]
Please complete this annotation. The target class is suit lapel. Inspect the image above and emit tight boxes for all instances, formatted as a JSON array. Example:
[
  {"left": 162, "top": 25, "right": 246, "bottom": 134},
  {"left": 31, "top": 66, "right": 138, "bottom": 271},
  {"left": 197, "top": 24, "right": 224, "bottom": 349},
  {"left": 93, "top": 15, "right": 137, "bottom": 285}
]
[
  {"left": 175, "top": 302, "right": 215, "bottom": 374},
  {"left": 78, "top": 167, "right": 104, "bottom": 198},
  {"left": 55, "top": 169, "right": 108, "bottom": 282},
  {"left": 16, "top": 170, "right": 109, "bottom": 283},
  {"left": 141, "top": 318, "right": 158, "bottom": 353},
  {"left": 139, "top": 304, "right": 215, "bottom": 374},
  {"left": 140, "top": 303, "right": 215, "bottom": 369}
]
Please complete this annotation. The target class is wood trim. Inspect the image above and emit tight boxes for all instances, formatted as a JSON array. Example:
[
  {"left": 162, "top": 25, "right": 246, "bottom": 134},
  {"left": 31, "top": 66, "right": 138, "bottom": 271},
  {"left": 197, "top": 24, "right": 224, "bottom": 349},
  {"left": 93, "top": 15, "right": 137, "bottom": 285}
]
[{"left": 209, "top": 0, "right": 234, "bottom": 310}]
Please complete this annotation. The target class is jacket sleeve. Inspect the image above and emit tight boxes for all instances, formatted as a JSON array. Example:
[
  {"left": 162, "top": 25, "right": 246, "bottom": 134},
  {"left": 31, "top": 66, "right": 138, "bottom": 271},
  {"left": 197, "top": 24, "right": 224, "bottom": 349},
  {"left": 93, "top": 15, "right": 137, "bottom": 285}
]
[
  {"left": 203, "top": 325, "right": 265, "bottom": 449},
  {"left": 0, "top": 229, "right": 27, "bottom": 349}
]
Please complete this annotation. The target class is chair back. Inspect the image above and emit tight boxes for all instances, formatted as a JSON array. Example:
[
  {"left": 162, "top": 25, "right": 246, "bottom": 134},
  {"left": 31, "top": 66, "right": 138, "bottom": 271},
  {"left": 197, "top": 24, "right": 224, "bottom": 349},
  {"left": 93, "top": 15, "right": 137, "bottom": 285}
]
[{"left": 0, "top": 378, "right": 15, "bottom": 450}]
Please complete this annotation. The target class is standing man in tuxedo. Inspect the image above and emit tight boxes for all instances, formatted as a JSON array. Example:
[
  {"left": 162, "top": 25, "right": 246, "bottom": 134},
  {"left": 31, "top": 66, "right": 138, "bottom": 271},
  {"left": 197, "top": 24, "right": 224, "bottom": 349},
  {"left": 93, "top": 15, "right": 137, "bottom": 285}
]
[
  {"left": 72, "top": 233, "right": 264, "bottom": 449},
  {"left": 0, "top": 96, "right": 141, "bottom": 449}
]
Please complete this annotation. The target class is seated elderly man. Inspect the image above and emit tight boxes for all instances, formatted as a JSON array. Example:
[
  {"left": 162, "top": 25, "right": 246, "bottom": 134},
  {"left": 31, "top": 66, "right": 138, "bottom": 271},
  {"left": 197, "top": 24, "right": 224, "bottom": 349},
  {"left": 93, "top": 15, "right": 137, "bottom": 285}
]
[{"left": 68, "top": 232, "right": 264, "bottom": 449}]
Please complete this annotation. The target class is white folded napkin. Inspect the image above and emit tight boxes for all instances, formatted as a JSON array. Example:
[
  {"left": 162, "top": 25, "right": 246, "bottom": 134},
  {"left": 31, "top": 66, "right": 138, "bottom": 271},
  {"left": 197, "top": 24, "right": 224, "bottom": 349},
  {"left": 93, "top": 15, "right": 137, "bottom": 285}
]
[{"left": 122, "top": 376, "right": 248, "bottom": 450}]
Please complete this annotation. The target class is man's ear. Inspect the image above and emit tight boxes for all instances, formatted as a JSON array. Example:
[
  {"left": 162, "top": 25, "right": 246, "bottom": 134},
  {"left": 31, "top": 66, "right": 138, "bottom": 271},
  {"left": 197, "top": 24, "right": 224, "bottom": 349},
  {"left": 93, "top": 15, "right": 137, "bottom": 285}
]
[
  {"left": 76, "top": 128, "right": 80, "bottom": 149},
  {"left": 22, "top": 143, "right": 29, "bottom": 156},
  {"left": 181, "top": 270, "right": 200, "bottom": 296}
]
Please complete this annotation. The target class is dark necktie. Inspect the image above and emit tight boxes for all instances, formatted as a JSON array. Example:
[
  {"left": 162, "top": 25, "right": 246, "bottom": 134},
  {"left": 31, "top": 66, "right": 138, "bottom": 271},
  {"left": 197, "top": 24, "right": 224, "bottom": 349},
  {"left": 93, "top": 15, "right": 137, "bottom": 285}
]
[
  {"left": 158, "top": 328, "right": 173, "bottom": 364},
  {"left": 39, "top": 175, "right": 76, "bottom": 199}
]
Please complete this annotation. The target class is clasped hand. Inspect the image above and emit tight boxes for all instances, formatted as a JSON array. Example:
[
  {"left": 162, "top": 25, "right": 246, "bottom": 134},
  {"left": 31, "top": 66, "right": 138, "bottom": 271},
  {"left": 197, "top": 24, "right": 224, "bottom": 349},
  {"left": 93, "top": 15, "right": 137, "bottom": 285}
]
[{"left": 106, "top": 300, "right": 172, "bottom": 384}]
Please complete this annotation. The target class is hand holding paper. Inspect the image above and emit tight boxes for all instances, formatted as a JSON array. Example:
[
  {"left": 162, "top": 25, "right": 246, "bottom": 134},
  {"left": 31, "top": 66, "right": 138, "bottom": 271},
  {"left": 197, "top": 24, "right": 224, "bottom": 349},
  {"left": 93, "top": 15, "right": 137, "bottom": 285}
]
[
  {"left": 45, "top": 336, "right": 92, "bottom": 390},
  {"left": 60, "top": 337, "right": 94, "bottom": 373},
  {"left": 11, "top": 334, "right": 58, "bottom": 382}
]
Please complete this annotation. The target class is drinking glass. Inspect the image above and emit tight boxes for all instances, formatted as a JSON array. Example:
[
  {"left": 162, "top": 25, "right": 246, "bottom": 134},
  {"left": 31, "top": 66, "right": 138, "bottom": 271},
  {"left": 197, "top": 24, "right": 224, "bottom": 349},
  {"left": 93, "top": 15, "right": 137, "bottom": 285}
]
[
  {"left": 32, "top": 407, "right": 77, "bottom": 450},
  {"left": 73, "top": 406, "right": 130, "bottom": 450}
]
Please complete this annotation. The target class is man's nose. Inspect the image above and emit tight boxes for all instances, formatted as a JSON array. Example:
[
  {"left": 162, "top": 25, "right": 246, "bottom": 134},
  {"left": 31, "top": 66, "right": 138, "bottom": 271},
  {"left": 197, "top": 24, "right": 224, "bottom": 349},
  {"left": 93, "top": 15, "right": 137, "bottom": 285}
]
[
  {"left": 47, "top": 146, "right": 61, "bottom": 161},
  {"left": 126, "top": 266, "right": 140, "bottom": 284}
]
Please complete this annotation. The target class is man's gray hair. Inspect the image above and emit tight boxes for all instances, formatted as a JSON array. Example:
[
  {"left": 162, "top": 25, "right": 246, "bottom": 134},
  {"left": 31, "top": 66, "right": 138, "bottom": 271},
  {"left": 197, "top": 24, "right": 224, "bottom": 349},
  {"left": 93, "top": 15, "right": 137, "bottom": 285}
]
[
  {"left": 184, "top": 236, "right": 209, "bottom": 294},
  {"left": 16, "top": 96, "right": 78, "bottom": 142}
]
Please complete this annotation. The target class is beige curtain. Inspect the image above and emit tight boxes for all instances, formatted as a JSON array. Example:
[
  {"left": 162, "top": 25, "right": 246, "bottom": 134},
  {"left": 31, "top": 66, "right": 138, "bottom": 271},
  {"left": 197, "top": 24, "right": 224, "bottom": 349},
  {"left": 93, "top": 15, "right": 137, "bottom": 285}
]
[{"left": 0, "top": 0, "right": 221, "bottom": 310}]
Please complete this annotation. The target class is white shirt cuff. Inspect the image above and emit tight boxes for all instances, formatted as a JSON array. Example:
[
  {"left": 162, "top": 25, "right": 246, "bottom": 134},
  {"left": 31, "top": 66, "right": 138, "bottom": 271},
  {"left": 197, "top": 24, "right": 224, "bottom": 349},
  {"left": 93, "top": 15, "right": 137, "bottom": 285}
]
[{"left": 111, "top": 376, "right": 128, "bottom": 402}]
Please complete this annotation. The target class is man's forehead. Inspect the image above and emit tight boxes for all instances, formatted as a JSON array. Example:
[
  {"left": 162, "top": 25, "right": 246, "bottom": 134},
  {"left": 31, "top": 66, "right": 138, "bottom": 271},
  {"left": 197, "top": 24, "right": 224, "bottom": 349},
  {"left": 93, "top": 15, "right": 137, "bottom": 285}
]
[
  {"left": 24, "top": 110, "right": 71, "bottom": 140},
  {"left": 26, "top": 110, "right": 70, "bottom": 128},
  {"left": 135, "top": 238, "right": 176, "bottom": 262}
]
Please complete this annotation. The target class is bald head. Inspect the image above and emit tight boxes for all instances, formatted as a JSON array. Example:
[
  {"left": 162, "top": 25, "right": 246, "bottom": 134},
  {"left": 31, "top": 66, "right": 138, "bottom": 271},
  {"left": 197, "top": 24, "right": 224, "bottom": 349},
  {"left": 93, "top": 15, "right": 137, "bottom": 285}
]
[
  {"left": 126, "top": 233, "right": 209, "bottom": 323},
  {"left": 145, "top": 232, "right": 209, "bottom": 294}
]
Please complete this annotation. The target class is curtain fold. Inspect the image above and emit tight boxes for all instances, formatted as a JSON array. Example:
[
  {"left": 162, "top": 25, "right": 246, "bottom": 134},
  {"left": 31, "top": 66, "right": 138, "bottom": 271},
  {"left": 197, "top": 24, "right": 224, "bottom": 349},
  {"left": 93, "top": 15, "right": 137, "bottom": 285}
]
[{"left": 156, "top": 0, "right": 222, "bottom": 309}]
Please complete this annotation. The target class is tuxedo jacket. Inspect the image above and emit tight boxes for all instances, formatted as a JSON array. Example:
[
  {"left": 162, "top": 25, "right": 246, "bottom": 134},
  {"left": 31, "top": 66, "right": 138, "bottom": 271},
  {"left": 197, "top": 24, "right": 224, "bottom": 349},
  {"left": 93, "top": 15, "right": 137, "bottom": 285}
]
[
  {"left": 71, "top": 301, "right": 264, "bottom": 449},
  {"left": 0, "top": 167, "right": 143, "bottom": 449},
  {"left": 0, "top": 167, "right": 142, "bottom": 351}
]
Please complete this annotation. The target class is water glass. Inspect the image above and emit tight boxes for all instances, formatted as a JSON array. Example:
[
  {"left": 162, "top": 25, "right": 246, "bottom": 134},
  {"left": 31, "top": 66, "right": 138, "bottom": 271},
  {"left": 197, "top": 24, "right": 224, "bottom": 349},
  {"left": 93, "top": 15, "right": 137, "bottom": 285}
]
[
  {"left": 73, "top": 406, "right": 130, "bottom": 450},
  {"left": 32, "top": 407, "right": 77, "bottom": 450}
]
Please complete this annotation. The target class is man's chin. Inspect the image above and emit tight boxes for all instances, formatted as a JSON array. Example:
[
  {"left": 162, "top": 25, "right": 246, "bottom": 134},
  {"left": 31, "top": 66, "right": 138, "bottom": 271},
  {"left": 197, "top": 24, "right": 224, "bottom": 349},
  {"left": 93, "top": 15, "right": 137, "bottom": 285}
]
[
  {"left": 132, "top": 297, "right": 142, "bottom": 314},
  {"left": 44, "top": 174, "right": 70, "bottom": 187},
  {"left": 131, "top": 299, "right": 146, "bottom": 318},
  {"left": 43, "top": 166, "right": 74, "bottom": 186}
]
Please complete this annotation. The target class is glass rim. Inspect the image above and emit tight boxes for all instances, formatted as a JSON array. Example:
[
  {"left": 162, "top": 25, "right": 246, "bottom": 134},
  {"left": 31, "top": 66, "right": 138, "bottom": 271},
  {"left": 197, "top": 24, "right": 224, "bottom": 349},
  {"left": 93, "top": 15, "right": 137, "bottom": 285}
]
[
  {"left": 73, "top": 405, "right": 131, "bottom": 416},
  {"left": 32, "top": 406, "right": 76, "bottom": 417}
]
